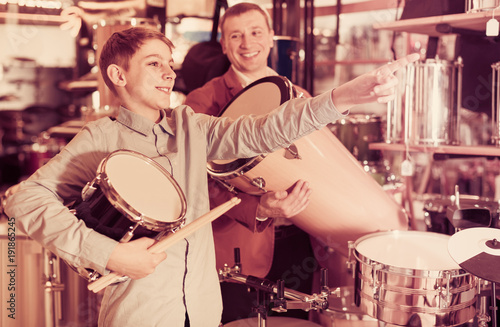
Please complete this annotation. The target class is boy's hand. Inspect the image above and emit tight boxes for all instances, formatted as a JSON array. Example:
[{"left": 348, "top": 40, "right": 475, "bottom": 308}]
[
  {"left": 332, "top": 53, "right": 421, "bottom": 112},
  {"left": 107, "top": 237, "right": 167, "bottom": 279}
]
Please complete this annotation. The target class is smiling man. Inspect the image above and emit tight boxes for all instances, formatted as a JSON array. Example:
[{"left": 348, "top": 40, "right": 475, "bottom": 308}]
[
  {"left": 221, "top": 5, "right": 275, "bottom": 81},
  {"left": 184, "top": 2, "right": 316, "bottom": 324}
]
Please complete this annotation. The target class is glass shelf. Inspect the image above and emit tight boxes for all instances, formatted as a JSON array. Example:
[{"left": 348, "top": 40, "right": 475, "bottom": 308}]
[
  {"left": 373, "top": 10, "right": 499, "bottom": 37},
  {"left": 370, "top": 142, "right": 500, "bottom": 157}
]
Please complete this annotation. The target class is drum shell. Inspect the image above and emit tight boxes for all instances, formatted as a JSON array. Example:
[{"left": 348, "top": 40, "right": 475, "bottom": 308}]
[
  {"left": 75, "top": 184, "right": 164, "bottom": 241},
  {"left": 388, "top": 58, "right": 462, "bottom": 146},
  {"left": 213, "top": 127, "right": 408, "bottom": 256},
  {"left": 353, "top": 231, "right": 477, "bottom": 326}
]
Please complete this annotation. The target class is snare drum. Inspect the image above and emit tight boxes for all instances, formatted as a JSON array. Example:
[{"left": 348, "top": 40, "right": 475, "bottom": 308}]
[
  {"left": 208, "top": 76, "right": 408, "bottom": 256},
  {"left": 72, "top": 150, "right": 187, "bottom": 281},
  {"left": 350, "top": 231, "right": 477, "bottom": 326},
  {"left": 74, "top": 149, "right": 187, "bottom": 242}
]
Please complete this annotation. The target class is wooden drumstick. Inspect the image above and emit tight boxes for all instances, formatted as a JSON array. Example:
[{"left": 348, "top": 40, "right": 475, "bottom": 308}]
[{"left": 87, "top": 197, "right": 241, "bottom": 293}]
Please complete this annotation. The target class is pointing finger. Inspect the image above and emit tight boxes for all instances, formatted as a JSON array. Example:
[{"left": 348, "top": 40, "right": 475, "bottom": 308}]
[{"left": 384, "top": 53, "right": 420, "bottom": 75}]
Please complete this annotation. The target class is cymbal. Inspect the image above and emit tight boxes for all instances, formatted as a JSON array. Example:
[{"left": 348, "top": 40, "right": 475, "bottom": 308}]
[{"left": 448, "top": 227, "right": 500, "bottom": 283}]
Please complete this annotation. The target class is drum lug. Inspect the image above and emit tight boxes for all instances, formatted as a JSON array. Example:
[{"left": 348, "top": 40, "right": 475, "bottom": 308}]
[
  {"left": 250, "top": 177, "right": 267, "bottom": 191},
  {"left": 437, "top": 270, "right": 452, "bottom": 309},
  {"left": 284, "top": 144, "right": 302, "bottom": 160},
  {"left": 371, "top": 263, "right": 383, "bottom": 301},
  {"left": 212, "top": 177, "right": 239, "bottom": 195},
  {"left": 346, "top": 241, "right": 356, "bottom": 279},
  {"left": 119, "top": 220, "right": 143, "bottom": 243},
  {"left": 81, "top": 178, "right": 99, "bottom": 201}
]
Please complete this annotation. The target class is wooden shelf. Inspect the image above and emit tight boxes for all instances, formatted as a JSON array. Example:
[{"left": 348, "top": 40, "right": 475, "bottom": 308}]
[
  {"left": 0, "top": 12, "right": 64, "bottom": 25},
  {"left": 373, "top": 10, "right": 500, "bottom": 37},
  {"left": 370, "top": 142, "right": 500, "bottom": 157}
]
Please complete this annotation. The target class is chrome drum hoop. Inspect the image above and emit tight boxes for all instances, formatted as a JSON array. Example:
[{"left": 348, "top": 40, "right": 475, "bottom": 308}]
[
  {"left": 94, "top": 149, "right": 187, "bottom": 231},
  {"left": 352, "top": 231, "right": 477, "bottom": 326},
  {"left": 207, "top": 75, "right": 294, "bottom": 185}
]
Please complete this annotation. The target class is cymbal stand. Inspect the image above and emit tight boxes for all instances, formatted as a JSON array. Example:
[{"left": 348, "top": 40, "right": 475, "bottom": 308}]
[
  {"left": 447, "top": 187, "right": 496, "bottom": 327},
  {"left": 254, "top": 289, "right": 271, "bottom": 327},
  {"left": 219, "top": 264, "right": 330, "bottom": 325},
  {"left": 491, "top": 282, "right": 498, "bottom": 327}
]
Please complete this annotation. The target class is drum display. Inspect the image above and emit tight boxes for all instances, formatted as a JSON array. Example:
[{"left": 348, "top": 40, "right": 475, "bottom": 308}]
[
  {"left": 207, "top": 76, "right": 408, "bottom": 256},
  {"left": 387, "top": 57, "right": 463, "bottom": 146},
  {"left": 72, "top": 150, "right": 187, "bottom": 280},
  {"left": 224, "top": 316, "right": 322, "bottom": 326},
  {"left": 492, "top": 61, "right": 500, "bottom": 145},
  {"left": 467, "top": 0, "right": 500, "bottom": 13},
  {"left": 317, "top": 286, "right": 380, "bottom": 327},
  {"left": 93, "top": 18, "right": 161, "bottom": 114},
  {"left": 351, "top": 231, "right": 477, "bottom": 326},
  {"left": 329, "top": 114, "right": 383, "bottom": 165},
  {"left": 423, "top": 194, "right": 498, "bottom": 235},
  {"left": 268, "top": 36, "right": 300, "bottom": 85}
]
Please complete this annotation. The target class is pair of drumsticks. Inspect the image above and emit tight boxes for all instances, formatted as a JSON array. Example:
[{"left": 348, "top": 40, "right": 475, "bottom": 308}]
[{"left": 87, "top": 197, "right": 241, "bottom": 293}]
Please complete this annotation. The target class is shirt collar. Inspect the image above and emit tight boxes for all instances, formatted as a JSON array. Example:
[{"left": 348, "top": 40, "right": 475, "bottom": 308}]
[
  {"left": 116, "top": 106, "right": 175, "bottom": 136},
  {"left": 231, "top": 65, "right": 278, "bottom": 88}
]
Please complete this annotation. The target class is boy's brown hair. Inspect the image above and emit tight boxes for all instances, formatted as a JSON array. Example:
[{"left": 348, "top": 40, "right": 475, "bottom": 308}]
[{"left": 99, "top": 27, "right": 175, "bottom": 95}]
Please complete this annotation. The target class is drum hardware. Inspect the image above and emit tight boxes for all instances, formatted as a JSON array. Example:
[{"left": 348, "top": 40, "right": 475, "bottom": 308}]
[
  {"left": 284, "top": 144, "right": 301, "bottom": 160},
  {"left": 219, "top": 268, "right": 330, "bottom": 313},
  {"left": 220, "top": 250, "right": 333, "bottom": 326},
  {"left": 43, "top": 249, "right": 65, "bottom": 327}
]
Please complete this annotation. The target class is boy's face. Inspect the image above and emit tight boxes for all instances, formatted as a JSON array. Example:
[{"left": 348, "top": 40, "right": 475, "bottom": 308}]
[
  {"left": 117, "top": 38, "right": 176, "bottom": 118},
  {"left": 221, "top": 10, "right": 274, "bottom": 75}
]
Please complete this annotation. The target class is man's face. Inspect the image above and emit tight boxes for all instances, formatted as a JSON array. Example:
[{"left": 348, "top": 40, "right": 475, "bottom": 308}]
[{"left": 221, "top": 10, "right": 274, "bottom": 75}]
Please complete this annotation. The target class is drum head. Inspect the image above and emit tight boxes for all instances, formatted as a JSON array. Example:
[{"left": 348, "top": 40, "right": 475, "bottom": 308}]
[
  {"left": 102, "top": 150, "right": 186, "bottom": 223},
  {"left": 355, "top": 231, "right": 460, "bottom": 271},
  {"left": 220, "top": 76, "right": 292, "bottom": 118},
  {"left": 208, "top": 76, "right": 293, "bottom": 174}
]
